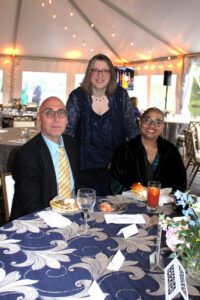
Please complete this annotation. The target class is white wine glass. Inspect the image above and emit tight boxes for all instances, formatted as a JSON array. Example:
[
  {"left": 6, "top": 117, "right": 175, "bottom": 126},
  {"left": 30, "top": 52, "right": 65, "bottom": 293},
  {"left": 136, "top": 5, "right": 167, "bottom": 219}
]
[{"left": 77, "top": 188, "right": 96, "bottom": 235}]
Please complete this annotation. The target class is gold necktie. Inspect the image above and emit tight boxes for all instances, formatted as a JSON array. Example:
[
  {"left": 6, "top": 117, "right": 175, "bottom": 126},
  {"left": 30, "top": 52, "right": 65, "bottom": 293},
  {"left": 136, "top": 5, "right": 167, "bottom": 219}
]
[{"left": 58, "top": 146, "right": 71, "bottom": 199}]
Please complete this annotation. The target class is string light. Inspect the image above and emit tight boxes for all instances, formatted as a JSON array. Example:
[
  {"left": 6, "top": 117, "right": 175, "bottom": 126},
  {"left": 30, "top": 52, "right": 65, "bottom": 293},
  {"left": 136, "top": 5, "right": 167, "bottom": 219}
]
[
  {"left": 130, "top": 42, "right": 134, "bottom": 46},
  {"left": 70, "top": 11, "right": 74, "bottom": 16},
  {"left": 90, "top": 48, "right": 94, "bottom": 52},
  {"left": 72, "top": 33, "right": 77, "bottom": 38},
  {"left": 49, "top": 0, "right": 52, "bottom": 4},
  {"left": 111, "top": 32, "right": 116, "bottom": 37},
  {"left": 82, "top": 41, "right": 86, "bottom": 47},
  {"left": 52, "top": 14, "right": 56, "bottom": 19},
  {"left": 64, "top": 26, "right": 68, "bottom": 30},
  {"left": 41, "top": 2, "right": 45, "bottom": 7},
  {"left": 91, "top": 23, "right": 94, "bottom": 28}
]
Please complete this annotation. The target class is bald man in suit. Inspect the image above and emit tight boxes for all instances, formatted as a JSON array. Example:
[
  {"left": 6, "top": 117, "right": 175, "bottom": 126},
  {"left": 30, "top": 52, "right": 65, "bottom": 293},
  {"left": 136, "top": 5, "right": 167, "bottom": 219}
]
[{"left": 10, "top": 96, "right": 80, "bottom": 220}]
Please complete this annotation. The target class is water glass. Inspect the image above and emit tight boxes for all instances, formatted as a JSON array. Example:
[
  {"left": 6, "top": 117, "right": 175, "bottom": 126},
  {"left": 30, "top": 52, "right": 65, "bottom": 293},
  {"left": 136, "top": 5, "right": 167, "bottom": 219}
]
[
  {"left": 77, "top": 188, "right": 96, "bottom": 235},
  {"left": 20, "top": 128, "right": 29, "bottom": 143},
  {"left": 147, "top": 181, "right": 161, "bottom": 211}
]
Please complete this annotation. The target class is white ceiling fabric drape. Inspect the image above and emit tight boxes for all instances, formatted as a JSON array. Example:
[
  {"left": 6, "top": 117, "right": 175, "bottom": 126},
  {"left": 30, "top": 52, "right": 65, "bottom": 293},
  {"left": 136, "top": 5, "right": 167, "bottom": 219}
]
[{"left": 181, "top": 57, "right": 200, "bottom": 116}]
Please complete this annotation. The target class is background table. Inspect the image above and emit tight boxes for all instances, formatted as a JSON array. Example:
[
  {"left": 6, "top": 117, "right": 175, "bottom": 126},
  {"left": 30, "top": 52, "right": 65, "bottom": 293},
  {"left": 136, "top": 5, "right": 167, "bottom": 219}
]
[
  {"left": 0, "top": 197, "right": 199, "bottom": 299},
  {"left": 0, "top": 127, "right": 36, "bottom": 173}
]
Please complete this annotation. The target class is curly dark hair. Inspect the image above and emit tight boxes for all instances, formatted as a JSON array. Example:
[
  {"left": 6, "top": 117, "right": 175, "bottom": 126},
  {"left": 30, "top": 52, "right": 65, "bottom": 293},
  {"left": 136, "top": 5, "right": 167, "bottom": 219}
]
[
  {"left": 141, "top": 107, "right": 165, "bottom": 120},
  {"left": 81, "top": 53, "right": 117, "bottom": 95}
]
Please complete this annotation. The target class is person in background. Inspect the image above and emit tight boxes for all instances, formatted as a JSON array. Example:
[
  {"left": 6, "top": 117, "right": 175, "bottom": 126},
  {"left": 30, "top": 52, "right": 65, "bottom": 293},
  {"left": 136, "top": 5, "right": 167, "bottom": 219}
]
[
  {"left": 10, "top": 96, "right": 79, "bottom": 220},
  {"left": 130, "top": 96, "right": 141, "bottom": 126},
  {"left": 66, "top": 53, "right": 139, "bottom": 196},
  {"left": 20, "top": 83, "right": 28, "bottom": 109},
  {"left": 110, "top": 107, "right": 187, "bottom": 194},
  {"left": 32, "top": 84, "right": 42, "bottom": 106}
]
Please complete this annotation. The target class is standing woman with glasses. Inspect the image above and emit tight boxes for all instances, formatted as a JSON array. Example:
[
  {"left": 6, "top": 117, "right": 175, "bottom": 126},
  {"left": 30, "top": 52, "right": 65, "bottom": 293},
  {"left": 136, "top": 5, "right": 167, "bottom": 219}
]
[
  {"left": 110, "top": 107, "right": 187, "bottom": 194},
  {"left": 66, "top": 53, "right": 139, "bottom": 196}
]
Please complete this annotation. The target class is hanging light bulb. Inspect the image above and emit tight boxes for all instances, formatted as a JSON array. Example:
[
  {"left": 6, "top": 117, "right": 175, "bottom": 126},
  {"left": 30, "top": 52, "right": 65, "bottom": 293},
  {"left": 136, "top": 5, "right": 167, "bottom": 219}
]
[
  {"left": 41, "top": 2, "right": 45, "bottom": 7},
  {"left": 73, "top": 33, "right": 77, "bottom": 39},
  {"left": 130, "top": 41, "right": 134, "bottom": 46},
  {"left": 112, "top": 31, "right": 116, "bottom": 37},
  {"left": 64, "top": 26, "right": 68, "bottom": 30},
  {"left": 91, "top": 23, "right": 94, "bottom": 28},
  {"left": 52, "top": 14, "right": 56, "bottom": 19},
  {"left": 82, "top": 41, "right": 86, "bottom": 47},
  {"left": 49, "top": 0, "right": 52, "bottom": 4},
  {"left": 70, "top": 11, "right": 74, "bottom": 16}
]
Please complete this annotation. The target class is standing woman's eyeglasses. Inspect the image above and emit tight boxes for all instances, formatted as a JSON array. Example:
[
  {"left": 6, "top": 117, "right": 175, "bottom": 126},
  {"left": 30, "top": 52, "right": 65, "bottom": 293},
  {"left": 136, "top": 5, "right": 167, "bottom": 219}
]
[{"left": 91, "top": 68, "right": 110, "bottom": 76}]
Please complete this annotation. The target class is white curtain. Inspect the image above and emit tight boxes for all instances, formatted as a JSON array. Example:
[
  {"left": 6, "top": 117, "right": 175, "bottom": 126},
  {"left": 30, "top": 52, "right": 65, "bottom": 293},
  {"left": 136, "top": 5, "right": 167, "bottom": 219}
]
[
  {"left": 181, "top": 57, "right": 200, "bottom": 116},
  {"left": 1, "top": 57, "right": 88, "bottom": 104}
]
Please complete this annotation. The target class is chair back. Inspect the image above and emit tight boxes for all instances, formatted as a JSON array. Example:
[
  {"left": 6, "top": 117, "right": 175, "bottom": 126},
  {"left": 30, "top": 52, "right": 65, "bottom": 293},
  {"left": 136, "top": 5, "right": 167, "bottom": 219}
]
[
  {"left": 184, "top": 130, "right": 195, "bottom": 156},
  {"left": 1, "top": 172, "right": 15, "bottom": 222},
  {"left": 13, "top": 115, "right": 35, "bottom": 128},
  {"left": 188, "top": 121, "right": 200, "bottom": 149},
  {"left": 188, "top": 121, "right": 200, "bottom": 132}
]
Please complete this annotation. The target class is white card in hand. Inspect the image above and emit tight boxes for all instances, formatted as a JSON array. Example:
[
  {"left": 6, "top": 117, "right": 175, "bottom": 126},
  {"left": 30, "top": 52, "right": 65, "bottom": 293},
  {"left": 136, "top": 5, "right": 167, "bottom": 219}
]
[
  {"left": 107, "top": 250, "right": 125, "bottom": 271},
  {"left": 88, "top": 280, "right": 106, "bottom": 300},
  {"left": 117, "top": 224, "right": 138, "bottom": 238}
]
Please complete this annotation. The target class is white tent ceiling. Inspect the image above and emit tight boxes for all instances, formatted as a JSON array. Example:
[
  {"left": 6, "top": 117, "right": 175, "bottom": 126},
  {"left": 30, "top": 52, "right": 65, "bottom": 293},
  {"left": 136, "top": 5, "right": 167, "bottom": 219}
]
[{"left": 0, "top": 0, "right": 200, "bottom": 63}]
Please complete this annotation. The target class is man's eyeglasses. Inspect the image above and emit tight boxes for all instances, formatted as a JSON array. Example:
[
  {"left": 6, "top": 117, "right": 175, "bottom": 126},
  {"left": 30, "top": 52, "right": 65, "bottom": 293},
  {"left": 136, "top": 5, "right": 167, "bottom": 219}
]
[
  {"left": 42, "top": 108, "right": 67, "bottom": 119},
  {"left": 91, "top": 68, "right": 110, "bottom": 76},
  {"left": 142, "top": 117, "right": 164, "bottom": 128}
]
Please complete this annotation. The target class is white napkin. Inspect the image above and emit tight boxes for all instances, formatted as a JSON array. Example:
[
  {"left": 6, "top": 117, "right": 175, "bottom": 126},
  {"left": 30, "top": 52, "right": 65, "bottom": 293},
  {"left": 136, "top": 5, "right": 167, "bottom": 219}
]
[
  {"left": 38, "top": 210, "right": 71, "bottom": 228},
  {"left": 159, "top": 188, "right": 173, "bottom": 206},
  {"left": 105, "top": 214, "right": 146, "bottom": 224}
]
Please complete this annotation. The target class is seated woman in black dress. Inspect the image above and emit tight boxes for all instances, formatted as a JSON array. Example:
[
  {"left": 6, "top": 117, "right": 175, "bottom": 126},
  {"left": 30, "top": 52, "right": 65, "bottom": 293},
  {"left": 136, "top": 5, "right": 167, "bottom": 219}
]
[{"left": 110, "top": 107, "right": 187, "bottom": 194}]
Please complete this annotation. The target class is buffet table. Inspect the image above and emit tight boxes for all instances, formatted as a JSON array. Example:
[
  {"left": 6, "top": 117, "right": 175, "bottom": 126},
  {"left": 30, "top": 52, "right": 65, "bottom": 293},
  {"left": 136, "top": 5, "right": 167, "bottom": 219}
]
[{"left": 0, "top": 197, "right": 199, "bottom": 299}]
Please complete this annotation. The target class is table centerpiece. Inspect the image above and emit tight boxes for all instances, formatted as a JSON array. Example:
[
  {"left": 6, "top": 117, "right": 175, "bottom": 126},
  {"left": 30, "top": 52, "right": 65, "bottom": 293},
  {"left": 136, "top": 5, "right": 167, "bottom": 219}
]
[{"left": 160, "top": 190, "right": 200, "bottom": 282}]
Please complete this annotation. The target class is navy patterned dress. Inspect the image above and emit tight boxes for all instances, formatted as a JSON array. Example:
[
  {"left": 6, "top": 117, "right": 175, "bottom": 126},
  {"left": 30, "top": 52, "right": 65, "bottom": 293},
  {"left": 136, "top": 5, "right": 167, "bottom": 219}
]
[{"left": 66, "top": 86, "right": 139, "bottom": 195}]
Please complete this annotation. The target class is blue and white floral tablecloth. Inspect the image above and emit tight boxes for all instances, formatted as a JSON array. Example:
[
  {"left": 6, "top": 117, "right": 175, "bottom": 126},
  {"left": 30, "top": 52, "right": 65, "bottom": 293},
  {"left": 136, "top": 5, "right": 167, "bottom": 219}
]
[{"left": 0, "top": 197, "right": 199, "bottom": 299}]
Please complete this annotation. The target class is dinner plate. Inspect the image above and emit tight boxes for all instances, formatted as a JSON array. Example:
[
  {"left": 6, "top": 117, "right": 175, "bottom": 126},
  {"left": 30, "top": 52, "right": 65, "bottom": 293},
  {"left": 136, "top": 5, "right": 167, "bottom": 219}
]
[
  {"left": 122, "top": 190, "right": 147, "bottom": 202},
  {"left": 98, "top": 200, "right": 127, "bottom": 214},
  {"left": 50, "top": 198, "right": 80, "bottom": 214}
]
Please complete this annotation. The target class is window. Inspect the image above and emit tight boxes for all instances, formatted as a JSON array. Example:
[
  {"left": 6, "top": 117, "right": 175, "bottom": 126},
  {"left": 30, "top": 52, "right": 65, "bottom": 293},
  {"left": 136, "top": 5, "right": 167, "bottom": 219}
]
[
  {"left": 0, "top": 70, "right": 3, "bottom": 104},
  {"left": 75, "top": 74, "right": 85, "bottom": 88},
  {"left": 130, "top": 75, "right": 148, "bottom": 110},
  {"left": 150, "top": 74, "right": 177, "bottom": 113},
  {"left": 22, "top": 72, "right": 67, "bottom": 105},
  {"left": 189, "top": 63, "right": 200, "bottom": 117}
]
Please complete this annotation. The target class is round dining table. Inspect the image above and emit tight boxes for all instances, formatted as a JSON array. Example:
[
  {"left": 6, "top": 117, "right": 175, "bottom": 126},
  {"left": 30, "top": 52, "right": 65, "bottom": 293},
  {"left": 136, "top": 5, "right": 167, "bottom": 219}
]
[
  {"left": 0, "top": 127, "right": 36, "bottom": 173},
  {"left": 0, "top": 196, "right": 199, "bottom": 300}
]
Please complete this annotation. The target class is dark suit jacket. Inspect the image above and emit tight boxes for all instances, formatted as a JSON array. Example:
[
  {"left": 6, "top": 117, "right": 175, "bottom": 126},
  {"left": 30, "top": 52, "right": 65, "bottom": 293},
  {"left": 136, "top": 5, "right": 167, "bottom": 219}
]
[{"left": 10, "top": 133, "right": 80, "bottom": 221}]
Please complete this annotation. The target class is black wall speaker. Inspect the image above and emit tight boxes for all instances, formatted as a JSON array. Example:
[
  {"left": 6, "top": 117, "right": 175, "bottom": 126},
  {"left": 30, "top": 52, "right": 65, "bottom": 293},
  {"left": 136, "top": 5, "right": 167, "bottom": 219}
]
[{"left": 163, "top": 70, "right": 172, "bottom": 86}]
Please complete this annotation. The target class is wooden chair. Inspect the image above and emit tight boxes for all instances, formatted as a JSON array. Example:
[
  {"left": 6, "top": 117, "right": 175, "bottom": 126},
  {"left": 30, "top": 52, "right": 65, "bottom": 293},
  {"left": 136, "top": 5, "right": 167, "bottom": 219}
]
[
  {"left": 184, "top": 130, "right": 200, "bottom": 188},
  {"left": 176, "top": 121, "right": 200, "bottom": 160},
  {"left": 1, "top": 172, "right": 15, "bottom": 222},
  {"left": 13, "top": 115, "right": 35, "bottom": 128}
]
